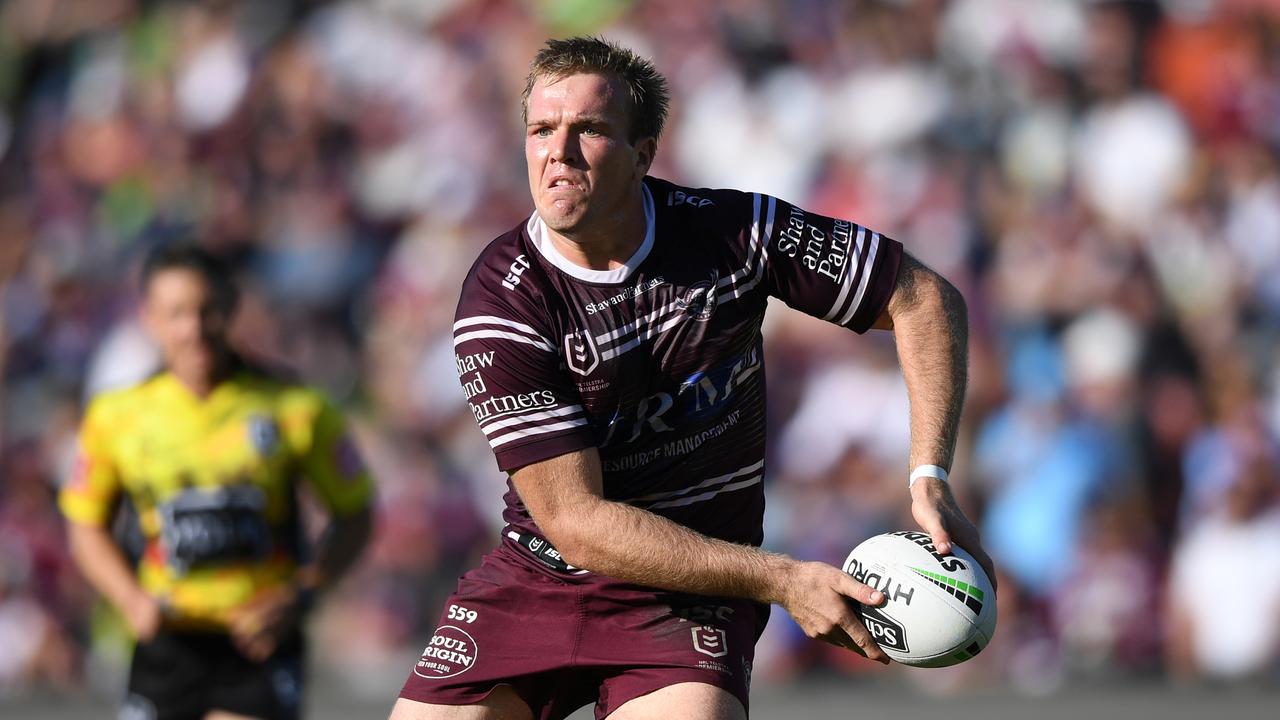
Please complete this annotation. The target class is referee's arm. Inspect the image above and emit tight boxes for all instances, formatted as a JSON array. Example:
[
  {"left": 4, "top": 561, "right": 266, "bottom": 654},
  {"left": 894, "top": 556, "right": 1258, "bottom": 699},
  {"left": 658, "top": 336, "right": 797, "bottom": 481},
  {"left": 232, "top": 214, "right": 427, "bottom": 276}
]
[{"left": 67, "top": 521, "right": 164, "bottom": 641}]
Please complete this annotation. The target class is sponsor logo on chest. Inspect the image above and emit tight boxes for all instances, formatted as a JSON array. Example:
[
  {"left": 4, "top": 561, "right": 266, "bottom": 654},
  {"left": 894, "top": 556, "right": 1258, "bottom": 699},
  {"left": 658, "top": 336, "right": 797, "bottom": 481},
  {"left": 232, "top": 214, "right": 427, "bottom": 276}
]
[
  {"left": 584, "top": 276, "right": 666, "bottom": 316},
  {"left": 566, "top": 270, "right": 726, "bottom": 379},
  {"left": 601, "top": 345, "right": 761, "bottom": 447}
]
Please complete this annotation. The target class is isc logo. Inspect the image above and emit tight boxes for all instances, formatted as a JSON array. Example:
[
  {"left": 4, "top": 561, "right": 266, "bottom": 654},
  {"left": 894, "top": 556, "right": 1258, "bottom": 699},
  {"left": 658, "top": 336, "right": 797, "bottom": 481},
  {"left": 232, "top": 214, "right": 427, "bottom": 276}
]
[
  {"left": 667, "top": 190, "right": 714, "bottom": 208},
  {"left": 501, "top": 254, "right": 531, "bottom": 291},
  {"left": 859, "top": 606, "right": 909, "bottom": 653}
]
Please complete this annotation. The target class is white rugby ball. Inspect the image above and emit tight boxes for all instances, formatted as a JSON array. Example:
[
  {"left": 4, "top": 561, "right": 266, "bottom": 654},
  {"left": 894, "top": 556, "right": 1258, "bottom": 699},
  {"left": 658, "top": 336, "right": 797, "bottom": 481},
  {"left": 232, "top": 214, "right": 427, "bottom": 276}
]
[{"left": 841, "top": 530, "right": 997, "bottom": 667}]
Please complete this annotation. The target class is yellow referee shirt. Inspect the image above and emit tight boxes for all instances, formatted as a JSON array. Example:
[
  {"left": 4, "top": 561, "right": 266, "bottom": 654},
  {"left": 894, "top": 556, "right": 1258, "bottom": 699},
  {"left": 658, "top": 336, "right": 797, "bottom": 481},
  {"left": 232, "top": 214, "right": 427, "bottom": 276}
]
[{"left": 59, "top": 369, "right": 374, "bottom": 630}]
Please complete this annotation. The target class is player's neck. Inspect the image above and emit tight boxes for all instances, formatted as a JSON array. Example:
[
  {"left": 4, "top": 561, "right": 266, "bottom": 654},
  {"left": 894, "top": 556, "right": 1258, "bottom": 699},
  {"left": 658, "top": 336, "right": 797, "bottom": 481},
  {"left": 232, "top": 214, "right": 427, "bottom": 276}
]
[
  {"left": 170, "top": 352, "right": 237, "bottom": 399},
  {"left": 546, "top": 192, "right": 647, "bottom": 271}
]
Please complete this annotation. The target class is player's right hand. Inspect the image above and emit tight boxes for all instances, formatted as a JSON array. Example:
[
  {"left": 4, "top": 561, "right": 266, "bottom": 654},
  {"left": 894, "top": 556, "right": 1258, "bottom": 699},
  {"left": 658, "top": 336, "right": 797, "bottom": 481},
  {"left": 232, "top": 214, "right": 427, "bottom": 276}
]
[
  {"left": 776, "top": 560, "right": 890, "bottom": 664},
  {"left": 122, "top": 591, "right": 163, "bottom": 642}
]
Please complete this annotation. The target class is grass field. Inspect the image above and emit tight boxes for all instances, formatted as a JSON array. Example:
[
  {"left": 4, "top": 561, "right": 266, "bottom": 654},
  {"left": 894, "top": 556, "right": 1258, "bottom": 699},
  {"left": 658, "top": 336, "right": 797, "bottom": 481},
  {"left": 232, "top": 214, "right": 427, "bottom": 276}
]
[{"left": 8, "top": 675, "right": 1276, "bottom": 719}]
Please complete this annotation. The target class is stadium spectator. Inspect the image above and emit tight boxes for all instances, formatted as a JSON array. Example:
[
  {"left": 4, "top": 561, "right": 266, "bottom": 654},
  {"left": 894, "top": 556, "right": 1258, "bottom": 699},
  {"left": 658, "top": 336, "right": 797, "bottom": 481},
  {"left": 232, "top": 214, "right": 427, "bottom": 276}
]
[{"left": 1167, "top": 418, "right": 1280, "bottom": 681}]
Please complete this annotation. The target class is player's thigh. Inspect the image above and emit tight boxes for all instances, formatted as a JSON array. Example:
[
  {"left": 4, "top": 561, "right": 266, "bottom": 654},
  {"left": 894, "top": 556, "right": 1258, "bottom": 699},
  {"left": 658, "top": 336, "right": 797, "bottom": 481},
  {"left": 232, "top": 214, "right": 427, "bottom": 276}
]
[
  {"left": 606, "top": 682, "right": 746, "bottom": 720},
  {"left": 389, "top": 686, "right": 533, "bottom": 720},
  {"left": 205, "top": 712, "right": 260, "bottom": 720}
]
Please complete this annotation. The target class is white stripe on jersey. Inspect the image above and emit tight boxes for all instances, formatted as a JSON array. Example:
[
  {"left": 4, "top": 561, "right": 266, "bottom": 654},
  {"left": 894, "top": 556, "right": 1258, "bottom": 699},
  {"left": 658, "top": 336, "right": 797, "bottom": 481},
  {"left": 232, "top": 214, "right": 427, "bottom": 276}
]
[
  {"left": 476, "top": 403, "right": 567, "bottom": 425},
  {"left": 453, "top": 329, "right": 555, "bottom": 352},
  {"left": 488, "top": 417, "right": 591, "bottom": 448},
  {"left": 454, "top": 316, "right": 555, "bottom": 351},
  {"left": 836, "top": 232, "right": 880, "bottom": 327},
  {"left": 645, "top": 475, "right": 764, "bottom": 510},
  {"left": 629, "top": 459, "right": 765, "bottom": 503},
  {"left": 479, "top": 405, "right": 586, "bottom": 435},
  {"left": 597, "top": 195, "right": 777, "bottom": 362},
  {"left": 717, "top": 193, "right": 766, "bottom": 291},
  {"left": 595, "top": 299, "right": 682, "bottom": 345},
  {"left": 725, "top": 195, "right": 775, "bottom": 301},
  {"left": 454, "top": 315, "right": 548, "bottom": 338},
  {"left": 822, "top": 226, "right": 866, "bottom": 322},
  {"left": 600, "top": 312, "right": 686, "bottom": 360}
]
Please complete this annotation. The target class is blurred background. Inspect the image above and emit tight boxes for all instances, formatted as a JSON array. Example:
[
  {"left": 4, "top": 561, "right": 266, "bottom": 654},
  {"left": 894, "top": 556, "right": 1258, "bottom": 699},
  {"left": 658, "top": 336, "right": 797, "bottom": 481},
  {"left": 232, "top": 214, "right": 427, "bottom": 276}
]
[{"left": 2, "top": 0, "right": 1280, "bottom": 716}]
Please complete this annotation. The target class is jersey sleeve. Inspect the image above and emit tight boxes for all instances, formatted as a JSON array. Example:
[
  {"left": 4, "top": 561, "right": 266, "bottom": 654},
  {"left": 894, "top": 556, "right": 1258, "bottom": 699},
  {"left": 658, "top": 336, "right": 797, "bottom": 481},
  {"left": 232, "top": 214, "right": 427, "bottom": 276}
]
[
  {"left": 59, "top": 395, "right": 123, "bottom": 527},
  {"left": 291, "top": 395, "right": 376, "bottom": 517},
  {"left": 723, "top": 191, "right": 903, "bottom": 333},
  {"left": 454, "top": 269, "right": 595, "bottom": 473}
]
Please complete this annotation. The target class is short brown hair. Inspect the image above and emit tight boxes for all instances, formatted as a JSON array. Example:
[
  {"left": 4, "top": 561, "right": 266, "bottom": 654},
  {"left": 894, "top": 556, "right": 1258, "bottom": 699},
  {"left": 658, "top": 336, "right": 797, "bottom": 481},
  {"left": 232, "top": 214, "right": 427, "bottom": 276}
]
[
  {"left": 521, "top": 36, "right": 670, "bottom": 144},
  {"left": 141, "top": 243, "right": 239, "bottom": 314}
]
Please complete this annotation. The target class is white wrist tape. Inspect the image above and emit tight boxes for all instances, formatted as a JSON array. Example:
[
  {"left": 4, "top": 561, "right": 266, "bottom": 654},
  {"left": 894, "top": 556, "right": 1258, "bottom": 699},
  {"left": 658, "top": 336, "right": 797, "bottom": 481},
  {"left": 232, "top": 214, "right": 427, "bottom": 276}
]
[{"left": 909, "top": 464, "right": 949, "bottom": 490}]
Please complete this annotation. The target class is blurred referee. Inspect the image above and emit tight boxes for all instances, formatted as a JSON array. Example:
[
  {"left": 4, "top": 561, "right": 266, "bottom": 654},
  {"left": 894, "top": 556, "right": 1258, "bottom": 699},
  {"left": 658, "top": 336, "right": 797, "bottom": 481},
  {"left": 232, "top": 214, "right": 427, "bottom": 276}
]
[{"left": 59, "top": 245, "right": 375, "bottom": 720}]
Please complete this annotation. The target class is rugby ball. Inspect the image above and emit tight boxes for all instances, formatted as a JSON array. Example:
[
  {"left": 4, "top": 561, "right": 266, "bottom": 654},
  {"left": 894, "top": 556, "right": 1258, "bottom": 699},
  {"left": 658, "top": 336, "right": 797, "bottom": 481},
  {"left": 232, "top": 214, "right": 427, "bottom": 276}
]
[{"left": 841, "top": 530, "right": 996, "bottom": 667}]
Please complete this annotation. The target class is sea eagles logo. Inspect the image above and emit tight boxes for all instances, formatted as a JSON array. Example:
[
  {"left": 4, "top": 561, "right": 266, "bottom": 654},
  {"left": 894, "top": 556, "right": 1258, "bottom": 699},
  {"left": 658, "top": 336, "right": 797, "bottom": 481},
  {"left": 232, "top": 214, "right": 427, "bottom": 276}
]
[
  {"left": 564, "top": 328, "right": 600, "bottom": 376},
  {"left": 677, "top": 271, "right": 719, "bottom": 321}
]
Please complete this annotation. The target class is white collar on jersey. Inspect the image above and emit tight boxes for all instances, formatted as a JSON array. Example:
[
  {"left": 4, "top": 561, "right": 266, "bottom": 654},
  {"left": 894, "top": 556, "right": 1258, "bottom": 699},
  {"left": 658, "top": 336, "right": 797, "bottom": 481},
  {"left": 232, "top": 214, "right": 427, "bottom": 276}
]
[{"left": 526, "top": 182, "right": 655, "bottom": 284}]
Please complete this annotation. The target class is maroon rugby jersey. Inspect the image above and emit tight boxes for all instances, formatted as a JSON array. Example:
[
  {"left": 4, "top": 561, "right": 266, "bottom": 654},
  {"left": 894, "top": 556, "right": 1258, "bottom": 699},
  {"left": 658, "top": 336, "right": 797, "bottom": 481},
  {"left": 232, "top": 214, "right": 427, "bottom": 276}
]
[{"left": 453, "top": 176, "right": 902, "bottom": 573}]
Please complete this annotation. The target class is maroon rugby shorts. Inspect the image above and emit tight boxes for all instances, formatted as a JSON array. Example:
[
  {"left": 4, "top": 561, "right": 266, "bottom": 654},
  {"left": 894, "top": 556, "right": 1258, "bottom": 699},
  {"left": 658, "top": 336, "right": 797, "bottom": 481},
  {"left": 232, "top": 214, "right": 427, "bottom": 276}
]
[{"left": 398, "top": 541, "right": 768, "bottom": 719}]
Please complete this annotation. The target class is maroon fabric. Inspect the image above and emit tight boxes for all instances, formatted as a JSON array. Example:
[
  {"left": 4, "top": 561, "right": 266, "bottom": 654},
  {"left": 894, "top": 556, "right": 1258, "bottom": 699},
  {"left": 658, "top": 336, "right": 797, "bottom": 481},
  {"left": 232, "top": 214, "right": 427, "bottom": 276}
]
[
  {"left": 425, "top": 176, "right": 903, "bottom": 714},
  {"left": 452, "top": 176, "right": 903, "bottom": 551},
  {"left": 399, "top": 542, "right": 766, "bottom": 720}
]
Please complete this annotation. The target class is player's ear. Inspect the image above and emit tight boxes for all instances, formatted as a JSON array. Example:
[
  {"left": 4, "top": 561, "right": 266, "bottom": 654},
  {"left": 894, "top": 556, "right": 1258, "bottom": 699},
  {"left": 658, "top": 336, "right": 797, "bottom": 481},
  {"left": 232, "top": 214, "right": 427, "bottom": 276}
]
[
  {"left": 138, "top": 290, "right": 158, "bottom": 336},
  {"left": 633, "top": 136, "right": 656, "bottom": 176}
]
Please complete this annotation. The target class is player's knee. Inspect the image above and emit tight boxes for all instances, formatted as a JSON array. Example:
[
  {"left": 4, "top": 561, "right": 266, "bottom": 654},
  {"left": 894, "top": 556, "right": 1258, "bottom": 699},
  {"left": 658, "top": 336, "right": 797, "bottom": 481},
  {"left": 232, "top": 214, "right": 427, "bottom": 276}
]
[
  {"left": 608, "top": 682, "right": 746, "bottom": 720},
  {"left": 389, "top": 698, "right": 461, "bottom": 720},
  {"left": 389, "top": 688, "right": 533, "bottom": 720}
]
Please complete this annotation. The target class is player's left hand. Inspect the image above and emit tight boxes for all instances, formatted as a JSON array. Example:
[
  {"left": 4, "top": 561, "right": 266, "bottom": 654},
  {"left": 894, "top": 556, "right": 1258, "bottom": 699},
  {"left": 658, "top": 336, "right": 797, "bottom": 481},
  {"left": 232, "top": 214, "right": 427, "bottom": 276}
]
[
  {"left": 909, "top": 477, "right": 997, "bottom": 593},
  {"left": 228, "top": 585, "right": 306, "bottom": 662}
]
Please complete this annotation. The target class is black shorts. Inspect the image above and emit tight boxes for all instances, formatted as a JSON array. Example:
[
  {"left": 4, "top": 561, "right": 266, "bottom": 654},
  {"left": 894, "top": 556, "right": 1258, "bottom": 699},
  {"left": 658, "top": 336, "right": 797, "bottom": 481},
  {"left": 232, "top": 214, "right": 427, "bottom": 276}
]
[{"left": 120, "top": 630, "right": 305, "bottom": 720}]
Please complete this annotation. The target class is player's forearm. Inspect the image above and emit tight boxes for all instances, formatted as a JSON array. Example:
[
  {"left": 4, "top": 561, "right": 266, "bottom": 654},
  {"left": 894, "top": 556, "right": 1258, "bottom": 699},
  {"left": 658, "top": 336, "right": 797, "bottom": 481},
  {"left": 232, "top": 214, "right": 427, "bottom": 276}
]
[
  {"left": 556, "top": 496, "right": 794, "bottom": 604},
  {"left": 67, "top": 522, "right": 151, "bottom": 612},
  {"left": 516, "top": 450, "right": 794, "bottom": 604},
  {"left": 884, "top": 255, "right": 968, "bottom": 471}
]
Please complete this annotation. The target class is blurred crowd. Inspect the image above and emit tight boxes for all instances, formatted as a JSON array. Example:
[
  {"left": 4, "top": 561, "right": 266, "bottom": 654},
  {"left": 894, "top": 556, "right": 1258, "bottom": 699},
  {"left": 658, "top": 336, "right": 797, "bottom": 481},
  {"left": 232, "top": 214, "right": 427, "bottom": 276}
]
[{"left": 3, "top": 0, "right": 1280, "bottom": 704}]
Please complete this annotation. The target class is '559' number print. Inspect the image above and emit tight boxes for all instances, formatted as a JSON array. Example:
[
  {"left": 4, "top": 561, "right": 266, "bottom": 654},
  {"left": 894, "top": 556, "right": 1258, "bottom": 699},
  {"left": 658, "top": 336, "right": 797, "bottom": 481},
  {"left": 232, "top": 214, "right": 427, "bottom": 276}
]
[{"left": 448, "top": 604, "right": 478, "bottom": 624}]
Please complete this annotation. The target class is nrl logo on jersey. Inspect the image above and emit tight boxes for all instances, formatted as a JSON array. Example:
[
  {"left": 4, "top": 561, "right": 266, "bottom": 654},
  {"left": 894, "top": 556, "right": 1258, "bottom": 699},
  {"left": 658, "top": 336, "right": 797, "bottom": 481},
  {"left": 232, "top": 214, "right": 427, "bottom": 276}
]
[
  {"left": 691, "top": 626, "right": 729, "bottom": 658},
  {"left": 564, "top": 328, "right": 600, "bottom": 376}
]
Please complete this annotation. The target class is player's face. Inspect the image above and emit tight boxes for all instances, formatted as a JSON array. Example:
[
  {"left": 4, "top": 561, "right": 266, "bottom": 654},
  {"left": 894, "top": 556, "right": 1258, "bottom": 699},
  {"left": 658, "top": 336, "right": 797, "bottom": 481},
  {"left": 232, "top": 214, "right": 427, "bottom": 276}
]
[
  {"left": 525, "top": 72, "right": 654, "bottom": 236},
  {"left": 142, "top": 268, "right": 232, "bottom": 384}
]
